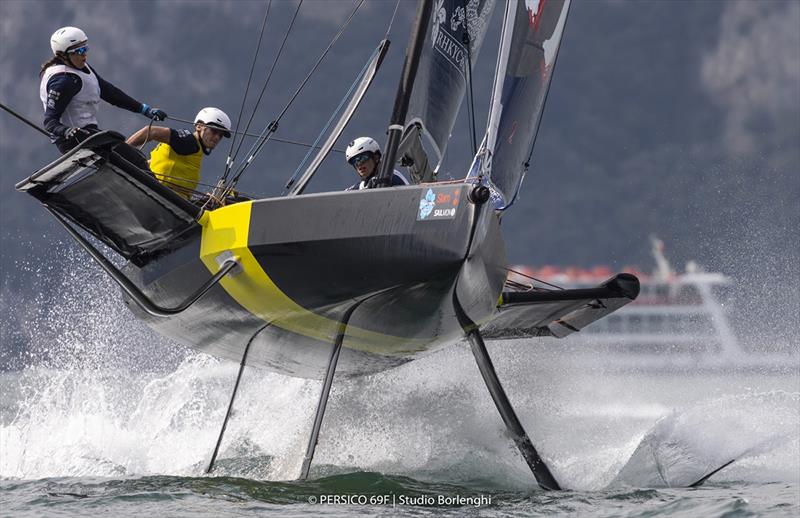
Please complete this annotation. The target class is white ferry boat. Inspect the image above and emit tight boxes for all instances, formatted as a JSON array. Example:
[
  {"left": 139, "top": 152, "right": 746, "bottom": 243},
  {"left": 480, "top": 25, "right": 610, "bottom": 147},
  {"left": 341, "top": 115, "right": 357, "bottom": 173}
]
[{"left": 508, "top": 238, "right": 795, "bottom": 371}]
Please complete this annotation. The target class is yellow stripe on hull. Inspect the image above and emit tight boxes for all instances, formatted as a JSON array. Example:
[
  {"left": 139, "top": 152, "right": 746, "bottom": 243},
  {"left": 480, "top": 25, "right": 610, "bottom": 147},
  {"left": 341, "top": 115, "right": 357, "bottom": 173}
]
[{"left": 198, "top": 201, "right": 430, "bottom": 354}]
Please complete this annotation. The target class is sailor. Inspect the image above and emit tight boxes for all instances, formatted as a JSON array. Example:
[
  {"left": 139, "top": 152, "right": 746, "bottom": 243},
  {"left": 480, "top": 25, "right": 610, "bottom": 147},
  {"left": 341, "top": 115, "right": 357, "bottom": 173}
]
[
  {"left": 126, "top": 107, "right": 232, "bottom": 199},
  {"left": 345, "top": 137, "right": 409, "bottom": 190},
  {"left": 40, "top": 26, "right": 167, "bottom": 154}
]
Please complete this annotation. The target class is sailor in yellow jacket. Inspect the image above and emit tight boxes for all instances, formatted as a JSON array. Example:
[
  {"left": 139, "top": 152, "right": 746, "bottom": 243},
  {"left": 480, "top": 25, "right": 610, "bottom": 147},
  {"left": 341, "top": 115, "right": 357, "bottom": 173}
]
[{"left": 126, "top": 107, "right": 232, "bottom": 199}]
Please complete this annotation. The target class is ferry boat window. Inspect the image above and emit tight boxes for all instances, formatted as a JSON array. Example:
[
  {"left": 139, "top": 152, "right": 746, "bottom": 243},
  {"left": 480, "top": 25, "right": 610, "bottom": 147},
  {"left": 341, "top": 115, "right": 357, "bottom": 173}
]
[{"left": 676, "top": 285, "right": 702, "bottom": 304}]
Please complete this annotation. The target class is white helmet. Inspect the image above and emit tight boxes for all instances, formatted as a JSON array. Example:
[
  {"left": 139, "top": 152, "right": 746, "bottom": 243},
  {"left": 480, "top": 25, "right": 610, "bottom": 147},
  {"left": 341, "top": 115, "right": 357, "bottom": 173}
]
[
  {"left": 195, "top": 107, "right": 232, "bottom": 138},
  {"left": 345, "top": 137, "right": 381, "bottom": 163},
  {"left": 51, "top": 27, "right": 88, "bottom": 55}
]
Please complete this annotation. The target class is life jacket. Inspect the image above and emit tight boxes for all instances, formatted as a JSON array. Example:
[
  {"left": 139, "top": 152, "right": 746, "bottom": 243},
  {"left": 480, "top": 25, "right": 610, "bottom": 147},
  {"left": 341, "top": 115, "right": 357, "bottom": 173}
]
[
  {"left": 149, "top": 134, "right": 204, "bottom": 199},
  {"left": 39, "top": 64, "right": 101, "bottom": 129}
]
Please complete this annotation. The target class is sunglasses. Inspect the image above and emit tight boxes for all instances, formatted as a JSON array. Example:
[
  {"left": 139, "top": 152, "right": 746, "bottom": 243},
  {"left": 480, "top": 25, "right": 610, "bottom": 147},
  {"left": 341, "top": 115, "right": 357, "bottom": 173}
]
[
  {"left": 68, "top": 45, "right": 89, "bottom": 56},
  {"left": 202, "top": 123, "right": 230, "bottom": 138},
  {"left": 349, "top": 153, "right": 372, "bottom": 167}
]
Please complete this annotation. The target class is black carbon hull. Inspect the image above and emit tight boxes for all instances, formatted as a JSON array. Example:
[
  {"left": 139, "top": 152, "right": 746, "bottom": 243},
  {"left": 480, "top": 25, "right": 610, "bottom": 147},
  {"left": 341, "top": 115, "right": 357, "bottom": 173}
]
[
  {"left": 18, "top": 135, "right": 638, "bottom": 382},
  {"left": 123, "top": 184, "right": 507, "bottom": 378}
]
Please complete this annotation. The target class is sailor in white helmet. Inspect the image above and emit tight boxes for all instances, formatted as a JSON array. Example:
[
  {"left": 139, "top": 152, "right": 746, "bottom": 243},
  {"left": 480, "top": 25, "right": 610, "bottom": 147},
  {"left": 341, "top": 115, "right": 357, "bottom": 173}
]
[
  {"left": 345, "top": 137, "right": 409, "bottom": 190},
  {"left": 126, "top": 107, "right": 232, "bottom": 199},
  {"left": 40, "top": 26, "right": 167, "bottom": 154}
]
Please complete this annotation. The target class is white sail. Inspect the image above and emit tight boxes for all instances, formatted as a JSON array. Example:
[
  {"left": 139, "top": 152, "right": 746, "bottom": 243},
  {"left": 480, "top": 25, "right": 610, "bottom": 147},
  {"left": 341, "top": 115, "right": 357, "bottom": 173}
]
[{"left": 476, "top": 0, "right": 571, "bottom": 209}]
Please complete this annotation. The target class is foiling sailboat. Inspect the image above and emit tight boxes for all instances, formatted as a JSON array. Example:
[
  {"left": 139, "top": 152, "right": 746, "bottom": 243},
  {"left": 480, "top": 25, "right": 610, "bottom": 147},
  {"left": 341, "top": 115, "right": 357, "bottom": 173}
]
[{"left": 14, "top": 0, "right": 663, "bottom": 489}]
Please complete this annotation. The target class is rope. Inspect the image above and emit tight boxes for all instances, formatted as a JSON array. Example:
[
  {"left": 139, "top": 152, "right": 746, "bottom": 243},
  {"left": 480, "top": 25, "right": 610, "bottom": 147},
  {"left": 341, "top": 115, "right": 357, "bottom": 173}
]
[
  {"left": 222, "top": 0, "right": 366, "bottom": 199},
  {"left": 0, "top": 101, "right": 52, "bottom": 138},
  {"left": 138, "top": 118, "right": 155, "bottom": 151}
]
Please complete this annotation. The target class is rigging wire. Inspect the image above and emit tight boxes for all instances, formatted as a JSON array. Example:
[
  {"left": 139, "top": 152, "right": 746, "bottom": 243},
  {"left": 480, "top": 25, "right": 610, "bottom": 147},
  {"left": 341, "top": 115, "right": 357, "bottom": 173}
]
[
  {"left": 282, "top": 44, "right": 382, "bottom": 193},
  {"left": 281, "top": 0, "right": 398, "bottom": 194},
  {"left": 505, "top": 267, "right": 564, "bottom": 291},
  {"left": 384, "top": 0, "right": 402, "bottom": 39},
  {"left": 150, "top": 173, "right": 259, "bottom": 200},
  {"left": 168, "top": 115, "right": 345, "bottom": 153},
  {"left": 224, "top": 0, "right": 304, "bottom": 182},
  {"left": 221, "top": 0, "right": 367, "bottom": 199},
  {"left": 223, "top": 0, "right": 273, "bottom": 180}
]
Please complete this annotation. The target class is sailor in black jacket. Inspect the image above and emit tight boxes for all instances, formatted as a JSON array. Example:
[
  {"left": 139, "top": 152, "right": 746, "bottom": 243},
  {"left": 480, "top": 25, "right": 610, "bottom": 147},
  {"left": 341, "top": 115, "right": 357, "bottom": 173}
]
[
  {"left": 345, "top": 136, "right": 409, "bottom": 190},
  {"left": 39, "top": 26, "right": 167, "bottom": 154}
]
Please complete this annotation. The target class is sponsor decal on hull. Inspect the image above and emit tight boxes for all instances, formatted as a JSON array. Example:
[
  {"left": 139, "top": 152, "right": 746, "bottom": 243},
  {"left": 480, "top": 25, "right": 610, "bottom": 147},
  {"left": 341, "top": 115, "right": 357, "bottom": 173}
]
[{"left": 418, "top": 186, "right": 461, "bottom": 221}]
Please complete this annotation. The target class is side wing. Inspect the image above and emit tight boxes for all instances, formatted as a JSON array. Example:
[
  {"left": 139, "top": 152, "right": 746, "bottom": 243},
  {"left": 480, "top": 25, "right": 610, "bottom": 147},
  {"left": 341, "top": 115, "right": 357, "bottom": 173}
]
[
  {"left": 16, "top": 131, "right": 201, "bottom": 265},
  {"left": 482, "top": 273, "right": 640, "bottom": 339}
]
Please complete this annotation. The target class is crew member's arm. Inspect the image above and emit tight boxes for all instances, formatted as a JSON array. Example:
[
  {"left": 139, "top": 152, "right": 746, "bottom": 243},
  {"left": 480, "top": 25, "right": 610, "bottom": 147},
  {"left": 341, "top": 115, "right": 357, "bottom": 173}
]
[
  {"left": 95, "top": 68, "right": 166, "bottom": 120},
  {"left": 94, "top": 69, "right": 143, "bottom": 113},
  {"left": 128, "top": 128, "right": 200, "bottom": 154},
  {"left": 42, "top": 72, "right": 81, "bottom": 137},
  {"left": 126, "top": 126, "right": 171, "bottom": 147}
]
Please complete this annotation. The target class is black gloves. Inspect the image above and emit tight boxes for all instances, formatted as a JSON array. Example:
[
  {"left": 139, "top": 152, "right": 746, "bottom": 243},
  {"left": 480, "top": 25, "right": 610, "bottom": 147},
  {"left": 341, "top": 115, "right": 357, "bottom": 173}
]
[{"left": 63, "top": 126, "right": 84, "bottom": 139}]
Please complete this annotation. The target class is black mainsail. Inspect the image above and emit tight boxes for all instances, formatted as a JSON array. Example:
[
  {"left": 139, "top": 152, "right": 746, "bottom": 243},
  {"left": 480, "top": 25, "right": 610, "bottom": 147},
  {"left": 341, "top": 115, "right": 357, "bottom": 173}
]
[{"left": 403, "top": 0, "right": 497, "bottom": 172}]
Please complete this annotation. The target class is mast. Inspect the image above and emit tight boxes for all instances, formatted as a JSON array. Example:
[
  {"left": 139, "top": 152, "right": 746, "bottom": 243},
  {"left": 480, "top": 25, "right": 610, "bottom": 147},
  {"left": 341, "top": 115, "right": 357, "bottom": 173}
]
[{"left": 377, "top": 0, "right": 434, "bottom": 186}]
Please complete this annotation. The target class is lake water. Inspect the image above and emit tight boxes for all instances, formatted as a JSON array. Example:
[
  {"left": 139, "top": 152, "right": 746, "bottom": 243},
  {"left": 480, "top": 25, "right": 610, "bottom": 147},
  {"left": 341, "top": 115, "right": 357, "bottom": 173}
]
[
  {"left": 1, "top": 344, "right": 798, "bottom": 517},
  {"left": 1, "top": 262, "right": 798, "bottom": 516}
]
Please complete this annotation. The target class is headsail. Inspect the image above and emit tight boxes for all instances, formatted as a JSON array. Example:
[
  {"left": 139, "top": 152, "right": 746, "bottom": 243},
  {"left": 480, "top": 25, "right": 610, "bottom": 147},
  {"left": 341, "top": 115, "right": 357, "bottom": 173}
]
[
  {"left": 479, "top": 0, "right": 571, "bottom": 209},
  {"left": 403, "top": 0, "right": 497, "bottom": 172}
]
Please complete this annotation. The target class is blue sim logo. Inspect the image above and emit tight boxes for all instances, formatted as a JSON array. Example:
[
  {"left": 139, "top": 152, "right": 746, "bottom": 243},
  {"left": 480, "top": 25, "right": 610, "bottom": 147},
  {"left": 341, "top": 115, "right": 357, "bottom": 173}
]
[{"left": 418, "top": 188, "right": 436, "bottom": 219}]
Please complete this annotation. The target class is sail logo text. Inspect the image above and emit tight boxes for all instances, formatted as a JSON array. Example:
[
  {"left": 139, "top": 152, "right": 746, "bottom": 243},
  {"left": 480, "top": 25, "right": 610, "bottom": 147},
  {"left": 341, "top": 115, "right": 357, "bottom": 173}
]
[
  {"left": 434, "top": 29, "right": 467, "bottom": 76},
  {"left": 431, "top": 0, "right": 471, "bottom": 78}
]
